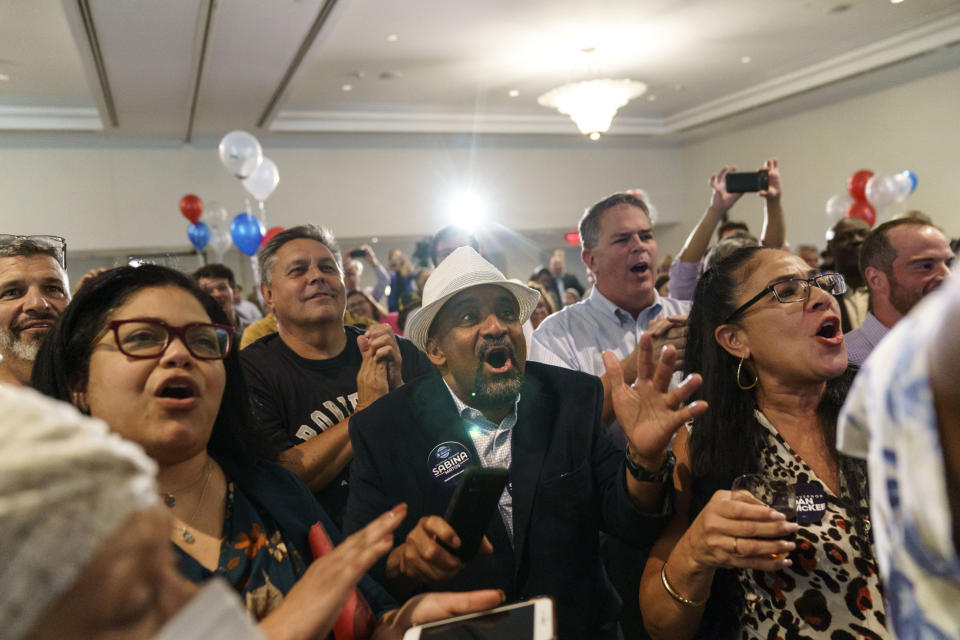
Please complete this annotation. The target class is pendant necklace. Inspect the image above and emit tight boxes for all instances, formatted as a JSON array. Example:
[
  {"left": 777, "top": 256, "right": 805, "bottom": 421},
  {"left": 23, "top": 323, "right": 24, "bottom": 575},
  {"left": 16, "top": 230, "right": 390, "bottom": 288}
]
[
  {"left": 159, "top": 460, "right": 209, "bottom": 507},
  {"left": 163, "top": 460, "right": 213, "bottom": 545}
]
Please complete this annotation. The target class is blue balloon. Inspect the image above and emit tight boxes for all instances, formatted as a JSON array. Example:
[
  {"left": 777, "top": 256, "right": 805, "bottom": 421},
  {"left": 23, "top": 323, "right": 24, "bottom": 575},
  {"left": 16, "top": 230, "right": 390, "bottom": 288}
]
[
  {"left": 187, "top": 221, "right": 210, "bottom": 251},
  {"left": 904, "top": 170, "right": 918, "bottom": 194},
  {"left": 230, "top": 212, "right": 264, "bottom": 256}
]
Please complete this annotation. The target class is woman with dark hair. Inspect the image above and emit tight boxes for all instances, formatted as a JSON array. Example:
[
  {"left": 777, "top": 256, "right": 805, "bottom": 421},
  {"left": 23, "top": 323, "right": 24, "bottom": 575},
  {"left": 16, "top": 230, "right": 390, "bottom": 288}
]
[
  {"left": 31, "top": 265, "right": 502, "bottom": 638},
  {"left": 638, "top": 248, "right": 886, "bottom": 639},
  {"left": 347, "top": 289, "right": 388, "bottom": 323}
]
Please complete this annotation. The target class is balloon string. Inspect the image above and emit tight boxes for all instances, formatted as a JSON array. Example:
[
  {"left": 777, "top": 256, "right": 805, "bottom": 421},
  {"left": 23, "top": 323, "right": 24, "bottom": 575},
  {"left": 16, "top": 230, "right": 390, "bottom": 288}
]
[{"left": 257, "top": 199, "right": 267, "bottom": 226}]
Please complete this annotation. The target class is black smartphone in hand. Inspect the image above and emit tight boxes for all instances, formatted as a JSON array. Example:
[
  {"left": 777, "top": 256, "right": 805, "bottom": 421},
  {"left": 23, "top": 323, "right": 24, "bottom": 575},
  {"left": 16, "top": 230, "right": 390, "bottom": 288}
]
[
  {"left": 443, "top": 466, "right": 509, "bottom": 561},
  {"left": 725, "top": 170, "right": 769, "bottom": 193}
]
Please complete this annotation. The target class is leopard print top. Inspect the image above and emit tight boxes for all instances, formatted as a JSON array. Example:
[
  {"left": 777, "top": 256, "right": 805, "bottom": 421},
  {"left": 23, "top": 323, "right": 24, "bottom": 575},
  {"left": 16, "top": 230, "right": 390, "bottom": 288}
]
[{"left": 735, "top": 411, "right": 888, "bottom": 640}]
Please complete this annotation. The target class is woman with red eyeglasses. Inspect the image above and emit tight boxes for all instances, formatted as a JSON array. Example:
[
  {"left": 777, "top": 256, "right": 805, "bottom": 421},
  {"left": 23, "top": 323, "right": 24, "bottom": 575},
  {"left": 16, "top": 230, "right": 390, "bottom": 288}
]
[{"left": 31, "top": 264, "right": 502, "bottom": 640}]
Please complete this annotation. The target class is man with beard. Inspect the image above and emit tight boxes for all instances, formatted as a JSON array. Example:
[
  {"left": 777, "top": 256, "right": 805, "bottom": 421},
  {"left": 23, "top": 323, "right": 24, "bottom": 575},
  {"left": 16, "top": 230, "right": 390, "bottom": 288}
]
[
  {"left": 846, "top": 218, "right": 953, "bottom": 365},
  {"left": 0, "top": 236, "right": 69, "bottom": 386},
  {"left": 344, "top": 247, "right": 705, "bottom": 639}
]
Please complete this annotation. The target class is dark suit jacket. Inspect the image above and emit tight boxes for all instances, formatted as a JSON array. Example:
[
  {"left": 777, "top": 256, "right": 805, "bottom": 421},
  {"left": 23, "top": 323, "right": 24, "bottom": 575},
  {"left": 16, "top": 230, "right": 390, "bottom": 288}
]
[{"left": 344, "top": 362, "right": 671, "bottom": 639}]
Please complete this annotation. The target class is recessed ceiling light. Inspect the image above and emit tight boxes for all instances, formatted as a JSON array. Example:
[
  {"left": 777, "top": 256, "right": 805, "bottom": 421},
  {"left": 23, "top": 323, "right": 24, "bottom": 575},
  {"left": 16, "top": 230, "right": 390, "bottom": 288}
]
[
  {"left": 647, "top": 95, "right": 657, "bottom": 102},
  {"left": 0, "top": 73, "right": 8, "bottom": 81},
  {"left": 386, "top": 34, "right": 398, "bottom": 42},
  {"left": 341, "top": 84, "right": 352, "bottom": 92},
  {"left": 508, "top": 89, "right": 519, "bottom": 97},
  {"left": 890, "top": 0, "right": 904, "bottom": 3},
  {"left": 741, "top": 55, "right": 752, "bottom": 64}
]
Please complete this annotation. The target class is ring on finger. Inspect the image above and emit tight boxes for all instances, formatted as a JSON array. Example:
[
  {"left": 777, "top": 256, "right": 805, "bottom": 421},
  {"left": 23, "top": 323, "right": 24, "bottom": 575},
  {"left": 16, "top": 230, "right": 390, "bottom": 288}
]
[{"left": 732, "top": 536, "right": 740, "bottom": 556}]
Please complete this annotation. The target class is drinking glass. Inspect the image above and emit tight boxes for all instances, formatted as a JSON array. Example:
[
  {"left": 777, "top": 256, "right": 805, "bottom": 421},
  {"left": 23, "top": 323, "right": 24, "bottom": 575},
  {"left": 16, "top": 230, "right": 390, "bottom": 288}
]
[{"left": 731, "top": 473, "right": 796, "bottom": 558}]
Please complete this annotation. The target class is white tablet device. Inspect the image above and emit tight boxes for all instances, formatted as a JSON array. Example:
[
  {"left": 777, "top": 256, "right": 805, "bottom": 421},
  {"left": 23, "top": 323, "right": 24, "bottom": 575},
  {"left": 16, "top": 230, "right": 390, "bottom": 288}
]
[{"left": 402, "top": 597, "right": 555, "bottom": 640}]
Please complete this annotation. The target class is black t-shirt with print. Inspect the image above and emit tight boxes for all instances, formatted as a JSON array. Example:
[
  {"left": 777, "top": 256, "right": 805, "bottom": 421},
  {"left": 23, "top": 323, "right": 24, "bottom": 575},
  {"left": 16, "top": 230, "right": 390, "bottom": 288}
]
[{"left": 240, "top": 324, "right": 434, "bottom": 526}]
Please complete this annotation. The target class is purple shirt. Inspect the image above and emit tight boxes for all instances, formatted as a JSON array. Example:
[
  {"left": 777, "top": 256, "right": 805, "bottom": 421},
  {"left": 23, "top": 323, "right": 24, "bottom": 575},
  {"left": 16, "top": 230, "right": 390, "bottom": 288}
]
[{"left": 844, "top": 311, "right": 889, "bottom": 366}]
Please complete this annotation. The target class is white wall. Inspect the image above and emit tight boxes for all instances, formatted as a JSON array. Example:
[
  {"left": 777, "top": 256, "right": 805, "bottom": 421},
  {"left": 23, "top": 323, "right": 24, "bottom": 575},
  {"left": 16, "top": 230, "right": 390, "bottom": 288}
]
[
  {"left": 677, "top": 65, "right": 960, "bottom": 251},
  {"left": 1, "top": 64, "right": 957, "bottom": 287}
]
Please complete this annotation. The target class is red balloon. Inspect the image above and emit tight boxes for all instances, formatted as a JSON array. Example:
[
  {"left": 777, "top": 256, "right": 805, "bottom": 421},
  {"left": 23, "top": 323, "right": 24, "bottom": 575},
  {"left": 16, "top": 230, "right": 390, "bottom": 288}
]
[
  {"left": 846, "top": 200, "right": 876, "bottom": 227},
  {"left": 179, "top": 194, "right": 203, "bottom": 224},
  {"left": 261, "top": 226, "right": 285, "bottom": 248},
  {"left": 845, "top": 170, "right": 874, "bottom": 202}
]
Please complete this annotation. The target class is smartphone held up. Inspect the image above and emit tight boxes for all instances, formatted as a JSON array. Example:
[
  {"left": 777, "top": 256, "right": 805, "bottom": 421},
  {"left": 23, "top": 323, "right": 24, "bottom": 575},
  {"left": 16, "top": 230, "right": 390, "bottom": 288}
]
[{"left": 725, "top": 170, "right": 769, "bottom": 193}]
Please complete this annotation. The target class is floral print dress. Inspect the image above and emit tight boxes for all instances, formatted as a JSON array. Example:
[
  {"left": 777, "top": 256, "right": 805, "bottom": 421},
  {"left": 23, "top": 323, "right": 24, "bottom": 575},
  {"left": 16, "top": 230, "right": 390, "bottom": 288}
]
[{"left": 734, "top": 411, "right": 888, "bottom": 640}]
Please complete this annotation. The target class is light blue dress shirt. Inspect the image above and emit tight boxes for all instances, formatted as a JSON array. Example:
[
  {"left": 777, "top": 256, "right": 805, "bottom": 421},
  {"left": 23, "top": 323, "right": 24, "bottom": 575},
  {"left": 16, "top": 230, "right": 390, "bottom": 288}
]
[
  {"left": 528, "top": 286, "right": 692, "bottom": 377},
  {"left": 442, "top": 380, "right": 519, "bottom": 544}
]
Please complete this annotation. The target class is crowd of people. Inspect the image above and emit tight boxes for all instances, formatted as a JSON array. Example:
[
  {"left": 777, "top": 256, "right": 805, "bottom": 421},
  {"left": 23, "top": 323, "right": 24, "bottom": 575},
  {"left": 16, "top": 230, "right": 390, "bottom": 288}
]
[{"left": 0, "top": 158, "right": 957, "bottom": 640}]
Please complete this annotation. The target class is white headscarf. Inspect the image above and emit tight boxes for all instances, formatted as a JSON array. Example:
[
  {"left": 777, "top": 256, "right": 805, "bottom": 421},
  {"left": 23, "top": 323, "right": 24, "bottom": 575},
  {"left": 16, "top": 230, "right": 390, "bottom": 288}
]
[{"left": 0, "top": 384, "right": 158, "bottom": 640}]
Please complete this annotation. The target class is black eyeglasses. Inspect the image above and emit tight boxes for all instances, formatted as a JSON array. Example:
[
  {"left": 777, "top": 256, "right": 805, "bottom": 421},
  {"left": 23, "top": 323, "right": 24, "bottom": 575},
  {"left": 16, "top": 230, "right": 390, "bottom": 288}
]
[
  {"left": 724, "top": 273, "right": 847, "bottom": 323},
  {"left": 106, "top": 319, "right": 234, "bottom": 360},
  {"left": 0, "top": 234, "right": 67, "bottom": 268}
]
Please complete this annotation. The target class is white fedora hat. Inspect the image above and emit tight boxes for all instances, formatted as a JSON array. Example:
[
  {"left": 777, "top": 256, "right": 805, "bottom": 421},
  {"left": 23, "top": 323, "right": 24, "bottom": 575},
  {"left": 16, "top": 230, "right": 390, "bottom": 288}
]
[{"left": 405, "top": 247, "right": 541, "bottom": 352}]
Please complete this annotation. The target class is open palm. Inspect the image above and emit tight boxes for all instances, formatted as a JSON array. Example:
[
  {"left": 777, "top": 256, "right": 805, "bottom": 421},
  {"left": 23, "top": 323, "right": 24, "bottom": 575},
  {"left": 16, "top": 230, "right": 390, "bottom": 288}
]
[{"left": 602, "top": 333, "right": 707, "bottom": 463}]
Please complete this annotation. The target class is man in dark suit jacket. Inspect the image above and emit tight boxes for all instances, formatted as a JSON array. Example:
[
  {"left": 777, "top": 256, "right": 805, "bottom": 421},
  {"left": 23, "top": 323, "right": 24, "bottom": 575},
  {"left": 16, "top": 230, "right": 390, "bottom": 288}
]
[
  {"left": 344, "top": 247, "right": 706, "bottom": 638},
  {"left": 549, "top": 251, "right": 585, "bottom": 307}
]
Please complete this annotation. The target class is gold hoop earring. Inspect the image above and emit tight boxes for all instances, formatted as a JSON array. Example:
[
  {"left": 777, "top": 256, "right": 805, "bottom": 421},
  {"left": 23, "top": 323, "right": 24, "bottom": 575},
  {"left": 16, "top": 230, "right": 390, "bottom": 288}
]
[{"left": 737, "top": 357, "right": 758, "bottom": 391}]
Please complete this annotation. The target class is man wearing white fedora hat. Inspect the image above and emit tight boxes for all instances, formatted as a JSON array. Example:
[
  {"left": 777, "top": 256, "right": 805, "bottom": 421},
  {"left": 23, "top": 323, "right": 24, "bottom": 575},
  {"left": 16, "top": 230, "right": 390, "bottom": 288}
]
[{"left": 344, "top": 247, "right": 706, "bottom": 639}]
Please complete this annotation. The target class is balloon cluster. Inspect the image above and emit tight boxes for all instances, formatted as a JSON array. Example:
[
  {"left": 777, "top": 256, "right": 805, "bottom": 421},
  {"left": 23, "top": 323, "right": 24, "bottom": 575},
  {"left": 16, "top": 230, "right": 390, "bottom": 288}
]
[
  {"left": 179, "top": 131, "right": 284, "bottom": 259},
  {"left": 825, "top": 169, "right": 917, "bottom": 228}
]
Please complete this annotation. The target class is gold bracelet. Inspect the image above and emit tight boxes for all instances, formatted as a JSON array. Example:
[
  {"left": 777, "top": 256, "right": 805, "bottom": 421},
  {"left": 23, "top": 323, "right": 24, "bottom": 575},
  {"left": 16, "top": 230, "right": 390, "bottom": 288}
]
[{"left": 660, "top": 563, "right": 707, "bottom": 608}]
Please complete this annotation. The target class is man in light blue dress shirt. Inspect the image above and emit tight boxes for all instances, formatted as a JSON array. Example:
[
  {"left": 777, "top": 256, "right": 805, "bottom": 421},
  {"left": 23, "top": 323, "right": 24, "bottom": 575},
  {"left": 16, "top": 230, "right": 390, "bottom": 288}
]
[
  {"left": 529, "top": 192, "right": 690, "bottom": 425},
  {"left": 528, "top": 191, "right": 690, "bottom": 639}
]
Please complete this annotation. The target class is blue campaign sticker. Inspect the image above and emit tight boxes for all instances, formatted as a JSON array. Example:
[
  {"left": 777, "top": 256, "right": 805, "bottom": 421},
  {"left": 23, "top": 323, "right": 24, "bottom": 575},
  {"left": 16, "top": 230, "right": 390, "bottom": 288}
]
[
  {"left": 427, "top": 441, "right": 472, "bottom": 486},
  {"left": 795, "top": 481, "right": 827, "bottom": 525}
]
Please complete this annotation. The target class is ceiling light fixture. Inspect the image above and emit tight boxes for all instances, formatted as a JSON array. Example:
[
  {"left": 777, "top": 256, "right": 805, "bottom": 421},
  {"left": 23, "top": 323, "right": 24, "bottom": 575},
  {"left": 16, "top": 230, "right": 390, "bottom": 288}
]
[
  {"left": 386, "top": 34, "right": 398, "bottom": 41},
  {"left": 741, "top": 55, "right": 752, "bottom": 63},
  {"left": 341, "top": 84, "right": 352, "bottom": 92},
  {"left": 538, "top": 78, "right": 646, "bottom": 140},
  {"left": 508, "top": 89, "right": 519, "bottom": 97},
  {"left": 0, "top": 73, "right": 8, "bottom": 81}
]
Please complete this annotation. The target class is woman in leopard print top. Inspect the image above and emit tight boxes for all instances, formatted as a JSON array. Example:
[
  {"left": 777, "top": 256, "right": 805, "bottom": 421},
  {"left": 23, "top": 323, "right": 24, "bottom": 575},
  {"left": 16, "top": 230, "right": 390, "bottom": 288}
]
[{"left": 638, "top": 247, "right": 886, "bottom": 640}]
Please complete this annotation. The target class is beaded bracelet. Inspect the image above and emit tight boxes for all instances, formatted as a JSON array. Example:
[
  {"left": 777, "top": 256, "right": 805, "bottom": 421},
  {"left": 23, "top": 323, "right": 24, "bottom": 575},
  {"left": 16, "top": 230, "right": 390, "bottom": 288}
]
[{"left": 660, "top": 563, "right": 707, "bottom": 608}]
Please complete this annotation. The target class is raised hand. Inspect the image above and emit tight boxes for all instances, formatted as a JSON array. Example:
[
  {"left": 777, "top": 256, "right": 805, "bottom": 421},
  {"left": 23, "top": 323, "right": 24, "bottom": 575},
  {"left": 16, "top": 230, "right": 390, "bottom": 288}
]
[
  {"left": 601, "top": 332, "right": 706, "bottom": 468},
  {"left": 260, "top": 504, "right": 407, "bottom": 640},
  {"left": 759, "top": 158, "right": 781, "bottom": 201},
  {"left": 709, "top": 166, "right": 743, "bottom": 213}
]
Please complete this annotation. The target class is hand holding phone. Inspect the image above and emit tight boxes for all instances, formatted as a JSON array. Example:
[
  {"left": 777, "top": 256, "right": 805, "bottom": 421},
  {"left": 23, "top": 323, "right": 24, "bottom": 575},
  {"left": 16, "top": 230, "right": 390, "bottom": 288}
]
[
  {"left": 442, "top": 467, "right": 509, "bottom": 561},
  {"left": 725, "top": 170, "right": 770, "bottom": 193},
  {"left": 402, "top": 598, "right": 556, "bottom": 640},
  {"left": 349, "top": 248, "right": 368, "bottom": 259}
]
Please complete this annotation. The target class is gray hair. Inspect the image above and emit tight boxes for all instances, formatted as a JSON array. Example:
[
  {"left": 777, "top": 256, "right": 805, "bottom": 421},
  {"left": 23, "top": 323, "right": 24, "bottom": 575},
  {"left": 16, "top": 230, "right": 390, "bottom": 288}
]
[
  {"left": 703, "top": 231, "right": 760, "bottom": 273},
  {"left": 579, "top": 193, "right": 650, "bottom": 251},
  {"left": 257, "top": 225, "right": 342, "bottom": 286}
]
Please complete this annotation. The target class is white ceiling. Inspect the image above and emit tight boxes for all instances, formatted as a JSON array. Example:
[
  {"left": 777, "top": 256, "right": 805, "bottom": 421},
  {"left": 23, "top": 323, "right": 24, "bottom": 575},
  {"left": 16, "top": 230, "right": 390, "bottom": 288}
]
[{"left": 1, "top": 0, "right": 958, "bottom": 141}]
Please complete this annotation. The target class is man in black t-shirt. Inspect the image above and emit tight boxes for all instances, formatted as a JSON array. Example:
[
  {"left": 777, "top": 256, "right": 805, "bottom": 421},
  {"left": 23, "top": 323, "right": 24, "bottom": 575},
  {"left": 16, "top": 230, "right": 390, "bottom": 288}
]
[{"left": 241, "top": 225, "right": 432, "bottom": 524}]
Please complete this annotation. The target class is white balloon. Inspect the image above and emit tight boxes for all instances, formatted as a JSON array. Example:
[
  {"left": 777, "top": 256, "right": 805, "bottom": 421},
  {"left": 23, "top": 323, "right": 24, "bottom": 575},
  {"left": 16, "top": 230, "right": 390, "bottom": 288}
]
[
  {"left": 201, "top": 201, "right": 230, "bottom": 232},
  {"left": 218, "top": 131, "right": 263, "bottom": 179},
  {"left": 891, "top": 172, "right": 913, "bottom": 202},
  {"left": 208, "top": 226, "right": 232, "bottom": 260},
  {"left": 865, "top": 174, "right": 896, "bottom": 210},
  {"left": 242, "top": 157, "right": 280, "bottom": 201},
  {"left": 825, "top": 192, "right": 853, "bottom": 224}
]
